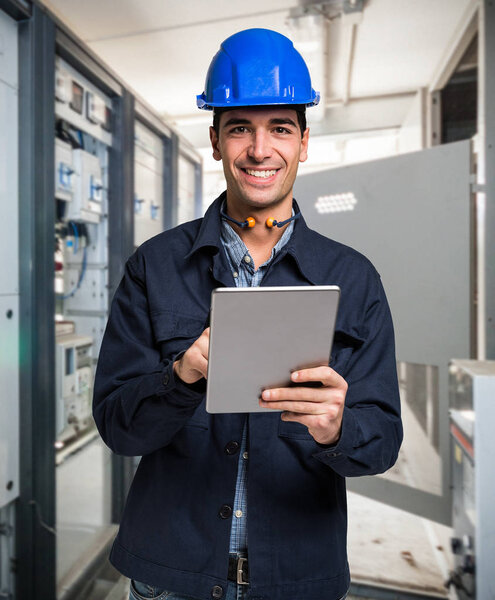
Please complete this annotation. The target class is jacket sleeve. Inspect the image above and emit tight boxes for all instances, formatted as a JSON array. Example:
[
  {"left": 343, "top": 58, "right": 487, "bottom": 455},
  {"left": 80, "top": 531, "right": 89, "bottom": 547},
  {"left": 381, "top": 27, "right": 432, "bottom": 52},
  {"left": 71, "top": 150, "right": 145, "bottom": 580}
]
[
  {"left": 313, "top": 272, "right": 403, "bottom": 477},
  {"left": 92, "top": 252, "right": 205, "bottom": 457}
]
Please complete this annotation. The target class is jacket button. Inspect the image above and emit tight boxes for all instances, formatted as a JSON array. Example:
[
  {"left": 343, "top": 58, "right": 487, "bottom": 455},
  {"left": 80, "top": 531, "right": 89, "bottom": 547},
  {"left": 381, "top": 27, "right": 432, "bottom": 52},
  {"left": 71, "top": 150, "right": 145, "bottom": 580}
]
[
  {"left": 162, "top": 373, "right": 169, "bottom": 386},
  {"left": 219, "top": 504, "right": 232, "bottom": 519},
  {"left": 224, "top": 441, "right": 240, "bottom": 455},
  {"left": 211, "top": 585, "right": 223, "bottom": 598}
]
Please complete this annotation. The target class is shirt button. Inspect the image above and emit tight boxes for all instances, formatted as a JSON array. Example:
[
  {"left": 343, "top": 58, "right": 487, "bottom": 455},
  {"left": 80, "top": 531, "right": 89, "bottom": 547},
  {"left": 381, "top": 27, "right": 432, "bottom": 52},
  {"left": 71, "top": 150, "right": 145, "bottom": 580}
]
[
  {"left": 243, "top": 451, "right": 249, "bottom": 459},
  {"left": 211, "top": 585, "right": 224, "bottom": 599},
  {"left": 162, "top": 373, "right": 169, "bottom": 386},
  {"left": 244, "top": 255, "right": 251, "bottom": 263},
  {"left": 235, "top": 510, "right": 243, "bottom": 518},
  {"left": 225, "top": 441, "right": 240, "bottom": 455},
  {"left": 219, "top": 505, "right": 232, "bottom": 519},
  {"left": 233, "top": 271, "right": 238, "bottom": 278}
]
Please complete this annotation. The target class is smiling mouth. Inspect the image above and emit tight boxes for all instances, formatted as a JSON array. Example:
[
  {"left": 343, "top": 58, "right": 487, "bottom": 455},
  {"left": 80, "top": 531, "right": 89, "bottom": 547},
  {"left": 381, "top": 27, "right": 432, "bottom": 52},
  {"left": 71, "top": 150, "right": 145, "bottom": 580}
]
[{"left": 242, "top": 168, "right": 279, "bottom": 179}]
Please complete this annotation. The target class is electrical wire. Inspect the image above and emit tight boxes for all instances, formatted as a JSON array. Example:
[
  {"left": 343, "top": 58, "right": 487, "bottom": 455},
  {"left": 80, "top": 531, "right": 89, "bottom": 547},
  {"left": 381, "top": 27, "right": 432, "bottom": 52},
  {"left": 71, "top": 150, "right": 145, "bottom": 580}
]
[
  {"left": 68, "top": 220, "right": 78, "bottom": 254},
  {"left": 60, "top": 244, "right": 87, "bottom": 300},
  {"left": 56, "top": 221, "right": 88, "bottom": 300}
]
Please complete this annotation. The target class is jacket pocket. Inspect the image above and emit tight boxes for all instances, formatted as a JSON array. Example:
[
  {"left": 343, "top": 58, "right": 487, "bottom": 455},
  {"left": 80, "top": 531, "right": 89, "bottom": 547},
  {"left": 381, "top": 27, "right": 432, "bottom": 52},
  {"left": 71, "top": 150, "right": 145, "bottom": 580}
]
[
  {"left": 151, "top": 310, "right": 206, "bottom": 361},
  {"left": 151, "top": 310, "right": 209, "bottom": 429},
  {"left": 330, "top": 328, "right": 366, "bottom": 376}
]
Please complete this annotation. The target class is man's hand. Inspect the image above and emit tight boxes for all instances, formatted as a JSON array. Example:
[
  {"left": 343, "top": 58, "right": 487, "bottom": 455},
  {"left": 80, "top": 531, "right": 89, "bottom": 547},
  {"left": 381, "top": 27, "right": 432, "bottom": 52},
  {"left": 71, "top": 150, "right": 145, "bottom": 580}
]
[
  {"left": 173, "top": 328, "right": 210, "bottom": 384},
  {"left": 259, "top": 366, "right": 347, "bottom": 445}
]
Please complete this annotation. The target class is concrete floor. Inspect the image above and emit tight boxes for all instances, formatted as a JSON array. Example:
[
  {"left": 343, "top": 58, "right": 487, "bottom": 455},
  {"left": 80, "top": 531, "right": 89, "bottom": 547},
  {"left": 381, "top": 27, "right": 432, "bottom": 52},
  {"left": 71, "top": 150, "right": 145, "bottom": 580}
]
[{"left": 345, "top": 396, "right": 453, "bottom": 597}]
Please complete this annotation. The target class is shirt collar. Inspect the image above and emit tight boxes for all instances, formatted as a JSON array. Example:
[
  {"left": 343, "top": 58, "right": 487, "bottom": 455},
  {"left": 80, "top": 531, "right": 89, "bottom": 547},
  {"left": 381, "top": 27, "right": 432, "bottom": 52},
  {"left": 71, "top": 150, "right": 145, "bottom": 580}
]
[{"left": 185, "top": 191, "right": 323, "bottom": 285}]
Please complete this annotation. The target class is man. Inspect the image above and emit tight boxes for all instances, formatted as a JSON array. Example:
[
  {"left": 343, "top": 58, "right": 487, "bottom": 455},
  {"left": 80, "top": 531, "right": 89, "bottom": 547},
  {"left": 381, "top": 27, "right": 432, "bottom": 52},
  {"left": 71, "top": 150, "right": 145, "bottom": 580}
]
[{"left": 93, "top": 28, "right": 402, "bottom": 600}]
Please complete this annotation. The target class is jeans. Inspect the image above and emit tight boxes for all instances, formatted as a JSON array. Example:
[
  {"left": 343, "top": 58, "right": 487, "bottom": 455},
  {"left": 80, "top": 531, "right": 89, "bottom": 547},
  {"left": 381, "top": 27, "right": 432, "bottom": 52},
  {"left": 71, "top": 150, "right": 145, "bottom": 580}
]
[
  {"left": 129, "top": 579, "right": 249, "bottom": 600},
  {"left": 129, "top": 579, "right": 348, "bottom": 600}
]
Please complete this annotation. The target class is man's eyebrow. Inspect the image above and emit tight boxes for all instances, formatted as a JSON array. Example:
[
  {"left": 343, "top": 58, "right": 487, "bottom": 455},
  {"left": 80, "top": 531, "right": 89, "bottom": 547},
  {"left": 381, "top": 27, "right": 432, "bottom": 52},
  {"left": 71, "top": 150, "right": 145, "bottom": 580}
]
[
  {"left": 222, "top": 117, "right": 251, "bottom": 128},
  {"left": 269, "top": 118, "right": 298, "bottom": 128},
  {"left": 221, "top": 117, "right": 298, "bottom": 129}
]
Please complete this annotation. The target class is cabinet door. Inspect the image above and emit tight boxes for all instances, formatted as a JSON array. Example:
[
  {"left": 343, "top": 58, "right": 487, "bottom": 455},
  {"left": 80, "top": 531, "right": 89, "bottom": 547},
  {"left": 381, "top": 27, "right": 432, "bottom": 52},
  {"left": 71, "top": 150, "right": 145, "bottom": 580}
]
[{"left": 295, "top": 140, "right": 472, "bottom": 523}]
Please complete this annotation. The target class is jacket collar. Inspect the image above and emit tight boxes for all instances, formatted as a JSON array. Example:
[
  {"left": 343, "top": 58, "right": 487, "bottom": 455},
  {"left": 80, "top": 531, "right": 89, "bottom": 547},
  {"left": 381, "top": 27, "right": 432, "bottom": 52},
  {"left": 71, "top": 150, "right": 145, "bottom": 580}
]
[
  {"left": 184, "top": 192, "right": 226, "bottom": 259},
  {"left": 185, "top": 191, "right": 322, "bottom": 285}
]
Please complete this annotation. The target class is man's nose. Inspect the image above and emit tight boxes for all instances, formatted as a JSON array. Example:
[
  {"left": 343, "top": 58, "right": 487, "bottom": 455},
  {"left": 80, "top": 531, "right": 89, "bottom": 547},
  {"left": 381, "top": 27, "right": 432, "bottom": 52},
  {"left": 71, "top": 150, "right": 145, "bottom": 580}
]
[{"left": 247, "top": 130, "right": 272, "bottom": 162}]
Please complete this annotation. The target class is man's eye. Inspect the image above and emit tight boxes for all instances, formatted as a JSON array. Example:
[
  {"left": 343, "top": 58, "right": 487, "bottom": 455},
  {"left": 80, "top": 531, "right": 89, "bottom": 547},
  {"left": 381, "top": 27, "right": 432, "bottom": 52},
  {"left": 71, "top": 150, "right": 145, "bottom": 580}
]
[
  {"left": 232, "top": 126, "right": 248, "bottom": 133},
  {"left": 274, "top": 127, "right": 291, "bottom": 134}
]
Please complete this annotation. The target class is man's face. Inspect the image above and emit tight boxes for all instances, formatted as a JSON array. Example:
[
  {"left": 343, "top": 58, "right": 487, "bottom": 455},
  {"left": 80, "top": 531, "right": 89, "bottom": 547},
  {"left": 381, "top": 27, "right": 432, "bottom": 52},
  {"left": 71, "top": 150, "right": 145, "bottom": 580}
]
[{"left": 209, "top": 107, "right": 309, "bottom": 211}]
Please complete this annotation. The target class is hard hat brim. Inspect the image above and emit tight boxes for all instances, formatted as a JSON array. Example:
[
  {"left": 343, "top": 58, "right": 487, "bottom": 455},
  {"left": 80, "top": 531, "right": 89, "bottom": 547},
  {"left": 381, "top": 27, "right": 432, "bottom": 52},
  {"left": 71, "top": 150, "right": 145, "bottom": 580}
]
[{"left": 196, "top": 92, "right": 320, "bottom": 111}]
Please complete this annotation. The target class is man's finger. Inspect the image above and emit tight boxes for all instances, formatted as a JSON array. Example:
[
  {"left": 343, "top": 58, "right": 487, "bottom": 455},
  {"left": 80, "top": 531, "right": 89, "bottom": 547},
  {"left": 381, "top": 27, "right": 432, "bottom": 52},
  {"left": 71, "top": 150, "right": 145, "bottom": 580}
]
[
  {"left": 260, "top": 399, "right": 327, "bottom": 414},
  {"left": 291, "top": 365, "right": 345, "bottom": 387},
  {"left": 197, "top": 355, "right": 208, "bottom": 379},
  {"left": 196, "top": 329, "right": 210, "bottom": 357},
  {"left": 261, "top": 386, "right": 328, "bottom": 403}
]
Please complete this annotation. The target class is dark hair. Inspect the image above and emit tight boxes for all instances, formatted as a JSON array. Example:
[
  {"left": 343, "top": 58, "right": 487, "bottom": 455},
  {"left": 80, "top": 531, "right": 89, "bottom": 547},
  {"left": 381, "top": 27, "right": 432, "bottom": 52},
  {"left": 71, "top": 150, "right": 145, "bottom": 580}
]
[{"left": 213, "top": 105, "right": 307, "bottom": 138}]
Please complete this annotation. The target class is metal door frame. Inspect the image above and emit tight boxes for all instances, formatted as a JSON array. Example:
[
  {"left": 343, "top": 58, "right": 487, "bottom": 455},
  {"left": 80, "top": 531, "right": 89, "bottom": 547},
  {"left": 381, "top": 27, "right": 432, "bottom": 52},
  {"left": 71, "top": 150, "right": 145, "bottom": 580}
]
[{"left": 15, "top": 3, "right": 135, "bottom": 598}]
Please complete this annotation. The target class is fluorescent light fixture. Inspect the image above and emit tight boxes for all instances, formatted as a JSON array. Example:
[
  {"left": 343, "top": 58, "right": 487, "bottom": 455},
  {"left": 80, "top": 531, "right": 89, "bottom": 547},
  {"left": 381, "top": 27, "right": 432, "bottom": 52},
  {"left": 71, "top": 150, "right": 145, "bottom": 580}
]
[{"left": 315, "top": 192, "right": 357, "bottom": 214}]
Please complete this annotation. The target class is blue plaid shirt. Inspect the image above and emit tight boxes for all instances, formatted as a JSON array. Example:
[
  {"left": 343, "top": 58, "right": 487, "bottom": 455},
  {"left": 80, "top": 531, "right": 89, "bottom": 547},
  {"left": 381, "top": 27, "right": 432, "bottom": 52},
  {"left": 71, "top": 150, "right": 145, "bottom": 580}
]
[{"left": 220, "top": 206, "right": 295, "bottom": 553}]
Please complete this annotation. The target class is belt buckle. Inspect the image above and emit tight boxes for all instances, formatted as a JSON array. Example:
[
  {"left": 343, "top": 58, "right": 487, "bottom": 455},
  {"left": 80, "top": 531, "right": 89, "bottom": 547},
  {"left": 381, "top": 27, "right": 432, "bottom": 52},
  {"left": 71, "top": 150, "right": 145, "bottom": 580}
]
[{"left": 237, "top": 557, "right": 248, "bottom": 585}]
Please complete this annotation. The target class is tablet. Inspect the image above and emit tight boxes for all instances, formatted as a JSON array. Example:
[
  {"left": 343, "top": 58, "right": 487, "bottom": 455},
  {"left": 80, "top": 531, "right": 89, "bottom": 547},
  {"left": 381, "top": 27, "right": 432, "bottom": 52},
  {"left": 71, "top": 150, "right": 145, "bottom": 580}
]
[{"left": 206, "top": 286, "right": 340, "bottom": 414}]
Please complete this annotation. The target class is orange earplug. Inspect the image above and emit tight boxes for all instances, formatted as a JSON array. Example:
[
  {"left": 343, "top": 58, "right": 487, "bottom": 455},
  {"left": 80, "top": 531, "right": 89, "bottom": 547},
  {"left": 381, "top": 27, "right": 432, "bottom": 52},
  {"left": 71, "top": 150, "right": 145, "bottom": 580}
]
[
  {"left": 265, "top": 218, "right": 276, "bottom": 228},
  {"left": 246, "top": 217, "right": 256, "bottom": 228}
]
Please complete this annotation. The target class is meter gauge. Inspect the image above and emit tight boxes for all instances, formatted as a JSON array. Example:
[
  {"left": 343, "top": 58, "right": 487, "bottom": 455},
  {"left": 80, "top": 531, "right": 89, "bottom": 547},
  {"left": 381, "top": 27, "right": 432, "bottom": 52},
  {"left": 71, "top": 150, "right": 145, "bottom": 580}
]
[{"left": 70, "top": 80, "right": 84, "bottom": 115}]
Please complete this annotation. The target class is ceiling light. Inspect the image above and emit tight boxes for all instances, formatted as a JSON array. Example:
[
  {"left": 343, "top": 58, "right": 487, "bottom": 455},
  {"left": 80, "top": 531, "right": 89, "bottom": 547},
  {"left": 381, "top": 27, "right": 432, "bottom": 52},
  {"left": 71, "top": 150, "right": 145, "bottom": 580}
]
[{"left": 315, "top": 192, "right": 357, "bottom": 213}]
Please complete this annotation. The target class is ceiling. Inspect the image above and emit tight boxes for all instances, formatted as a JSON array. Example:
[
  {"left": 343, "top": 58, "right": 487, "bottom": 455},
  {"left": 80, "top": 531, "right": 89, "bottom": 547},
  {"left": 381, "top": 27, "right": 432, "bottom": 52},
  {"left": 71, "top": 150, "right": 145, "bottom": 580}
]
[{"left": 42, "top": 0, "right": 476, "bottom": 149}]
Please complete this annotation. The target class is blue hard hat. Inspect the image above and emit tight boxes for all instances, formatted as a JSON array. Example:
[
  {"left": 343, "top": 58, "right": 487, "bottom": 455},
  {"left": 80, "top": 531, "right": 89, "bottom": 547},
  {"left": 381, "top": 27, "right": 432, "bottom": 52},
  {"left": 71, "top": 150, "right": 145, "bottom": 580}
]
[{"left": 197, "top": 28, "right": 320, "bottom": 110}]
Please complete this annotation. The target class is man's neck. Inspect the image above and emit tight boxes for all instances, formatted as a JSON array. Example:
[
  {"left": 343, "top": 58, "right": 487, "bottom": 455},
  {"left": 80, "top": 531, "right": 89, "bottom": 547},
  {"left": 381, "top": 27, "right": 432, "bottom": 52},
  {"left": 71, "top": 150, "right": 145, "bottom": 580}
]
[{"left": 224, "top": 193, "right": 293, "bottom": 253}]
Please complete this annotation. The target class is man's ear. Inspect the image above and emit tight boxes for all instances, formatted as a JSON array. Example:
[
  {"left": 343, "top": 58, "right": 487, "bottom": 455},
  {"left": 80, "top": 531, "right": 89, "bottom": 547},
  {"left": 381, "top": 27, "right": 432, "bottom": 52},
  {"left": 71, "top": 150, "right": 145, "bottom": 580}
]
[
  {"left": 209, "top": 126, "right": 222, "bottom": 161},
  {"left": 299, "top": 128, "right": 309, "bottom": 163}
]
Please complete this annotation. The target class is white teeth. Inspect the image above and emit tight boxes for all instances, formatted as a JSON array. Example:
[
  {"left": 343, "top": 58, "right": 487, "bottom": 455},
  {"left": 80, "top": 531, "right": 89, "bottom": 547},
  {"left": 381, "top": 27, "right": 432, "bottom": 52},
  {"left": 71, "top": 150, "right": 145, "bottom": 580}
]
[{"left": 245, "top": 169, "right": 277, "bottom": 178}]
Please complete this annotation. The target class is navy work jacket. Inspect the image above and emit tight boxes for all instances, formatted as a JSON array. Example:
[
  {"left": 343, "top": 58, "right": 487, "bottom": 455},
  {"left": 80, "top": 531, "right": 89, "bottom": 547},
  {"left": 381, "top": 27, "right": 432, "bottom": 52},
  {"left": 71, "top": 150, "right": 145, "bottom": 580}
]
[{"left": 93, "top": 193, "right": 403, "bottom": 600}]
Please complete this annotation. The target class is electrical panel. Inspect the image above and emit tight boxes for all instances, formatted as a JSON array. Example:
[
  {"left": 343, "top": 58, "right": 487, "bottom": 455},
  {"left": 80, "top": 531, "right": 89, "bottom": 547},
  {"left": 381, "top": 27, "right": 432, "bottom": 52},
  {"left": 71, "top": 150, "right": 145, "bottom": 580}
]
[
  {"left": 134, "top": 120, "right": 165, "bottom": 246},
  {"left": 448, "top": 360, "right": 495, "bottom": 600},
  {"left": 55, "top": 58, "right": 112, "bottom": 146},
  {"left": 68, "top": 314, "right": 107, "bottom": 358},
  {"left": 55, "top": 331, "right": 93, "bottom": 441},
  {"left": 54, "top": 56, "right": 111, "bottom": 451}
]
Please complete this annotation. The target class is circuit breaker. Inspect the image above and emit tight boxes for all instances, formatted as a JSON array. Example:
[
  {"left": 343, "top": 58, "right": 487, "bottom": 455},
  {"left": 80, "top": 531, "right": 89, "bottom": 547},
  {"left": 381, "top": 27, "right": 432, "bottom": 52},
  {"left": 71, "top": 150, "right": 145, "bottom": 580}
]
[
  {"left": 86, "top": 91, "right": 107, "bottom": 126},
  {"left": 55, "top": 138, "right": 74, "bottom": 202},
  {"left": 55, "top": 64, "right": 71, "bottom": 104},
  {"left": 66, "top": 149, "right": 104, "bottom": 223}
]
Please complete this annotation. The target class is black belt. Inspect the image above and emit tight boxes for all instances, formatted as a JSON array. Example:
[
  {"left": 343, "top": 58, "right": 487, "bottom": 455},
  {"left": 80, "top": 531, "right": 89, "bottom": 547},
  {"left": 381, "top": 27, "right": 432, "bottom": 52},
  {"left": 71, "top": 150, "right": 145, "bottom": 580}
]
[{"left": 228, "top": 554, "right": 249, "bottom": 585}]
